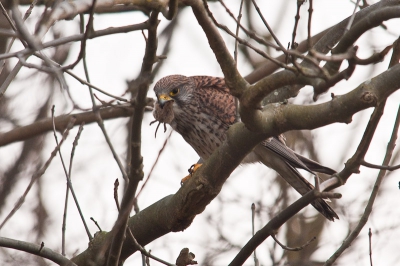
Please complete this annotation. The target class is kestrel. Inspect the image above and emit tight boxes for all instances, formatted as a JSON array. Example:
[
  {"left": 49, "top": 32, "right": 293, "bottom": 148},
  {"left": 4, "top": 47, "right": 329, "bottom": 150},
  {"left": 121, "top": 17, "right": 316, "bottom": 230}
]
[{"left": 153, "top": 75, "right": 338, "bottom": 221}]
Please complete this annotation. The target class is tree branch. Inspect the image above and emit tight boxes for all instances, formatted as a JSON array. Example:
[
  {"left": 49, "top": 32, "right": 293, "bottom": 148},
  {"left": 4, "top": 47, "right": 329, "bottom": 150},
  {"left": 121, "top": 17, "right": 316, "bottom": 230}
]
[
  {"left": 106, "top": 10, "right": 159, "bottom": 266},
  {"left": 0, "top": 237, "right": 77, "bottom": 266}
]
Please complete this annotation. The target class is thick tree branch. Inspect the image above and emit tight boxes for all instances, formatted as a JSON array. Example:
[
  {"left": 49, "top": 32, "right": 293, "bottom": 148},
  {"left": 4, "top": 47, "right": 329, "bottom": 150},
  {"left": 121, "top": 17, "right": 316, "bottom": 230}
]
[{"left": 240, "top": 61, "right": 400, "bottom": 135}]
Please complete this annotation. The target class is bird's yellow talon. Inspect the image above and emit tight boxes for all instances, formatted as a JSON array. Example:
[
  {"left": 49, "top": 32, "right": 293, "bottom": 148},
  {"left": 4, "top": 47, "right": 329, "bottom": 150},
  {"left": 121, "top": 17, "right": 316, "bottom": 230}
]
[{"left": 181, "top": 163, "right": 202, "bottom": 185}]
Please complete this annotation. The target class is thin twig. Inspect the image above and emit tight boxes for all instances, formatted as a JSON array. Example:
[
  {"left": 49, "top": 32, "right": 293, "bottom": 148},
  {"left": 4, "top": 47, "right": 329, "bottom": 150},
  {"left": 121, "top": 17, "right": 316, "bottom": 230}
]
[
  {"left": 212, "top": 0, "right": 330, "bottom": 78},
  {"left": 0, "top": 0, "right": 26, "bottom": 75},
  {"left": 114, "top": 179, "right": 121, "bottom": 212},
  {"left": 91, "top": 217, "right": 102, "bottom": 231},
  {"left": 233, "top": 0, "right": 244, "bottom": 65},
  {"left": 251, "top": 203, "right": 259, "bottom": 266},
  {"left": 62, "top": 122, "right": 86, "bottom": 255},
  {"left": 271, "top": 234, "right": 316, "bottom": 251},
  {"left": 136, "top": 130, "right": 172, "bottom": 199},
  {"left": 307, "top": 0, "right": 313, "bottom": 48},
  {"left": 0, "top": 2, "right": 17, "bottom": 31},
  {"left": 369, "top": 228, "right": 373, "bottom": 266},
  {"left": 0, "top": 21, "right": 148, "bottom": 99},
  {"left": 218, "top": 0, "right": 278, "bottom": 49},
  {"left": 78, "top": 13, "right": 129, "bottom": 182},
  {"left": 16, "top": 54, "right": 55, "bottom": 73},
  {"left": 11, "top": 4, "right": 68, "bottom": 90},
  {"left": 361, "top": 160, "right": 400, "bottom": 171},
  {"left": 39, "top": 242, "right": 44, "bottom": 252},
  {"left": 95, "top": 111, "right": 129, "bottom": 181},
  {"left": 65, "top": 70, "right": 128, "bottom": 102},
  {"left": 127, "top": 229, "right": 175, "bottom": 266},
  {"left": 0, "top": 237, "right": 77, "bottom": 266},
  {"left": 291, "top": 0, "right": 305, "bottom": 49},
  {"left": 203, "top": 0, "right": 294, "bottom": 71},
  {"left": 52, "top": 108, "right": 92, "bottom": 241},
  {"left": 63, "top": 0, "right": 97, "bottom": 70},
  {"left": 22, "top": 0, "right": 38, "bottom": 21},
  {"left": 251, "top": 0, "right": 286, "bottom": 52},
  {"left": 345, "top": 0, "right": 362, "bottom": 33}
]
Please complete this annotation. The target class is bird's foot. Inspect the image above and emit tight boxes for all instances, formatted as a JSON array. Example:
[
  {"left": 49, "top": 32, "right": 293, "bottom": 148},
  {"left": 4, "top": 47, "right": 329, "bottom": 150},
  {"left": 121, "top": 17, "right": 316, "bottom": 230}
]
[{"left": 181, "top": 163, "right": 202, "bottom": 185}]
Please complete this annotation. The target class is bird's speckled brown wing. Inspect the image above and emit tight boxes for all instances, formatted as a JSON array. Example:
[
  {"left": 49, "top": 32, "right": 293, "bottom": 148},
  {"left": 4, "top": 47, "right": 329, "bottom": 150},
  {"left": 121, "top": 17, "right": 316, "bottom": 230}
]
[{"left": 190, "top": 76, "right": 236, "bottom": 129}]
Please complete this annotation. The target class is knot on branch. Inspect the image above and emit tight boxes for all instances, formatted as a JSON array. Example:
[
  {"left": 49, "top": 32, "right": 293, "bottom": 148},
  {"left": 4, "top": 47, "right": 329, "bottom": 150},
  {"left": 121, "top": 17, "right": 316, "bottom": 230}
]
[{"left": 360, "top": 91, "right": 377, "bottom": 105}]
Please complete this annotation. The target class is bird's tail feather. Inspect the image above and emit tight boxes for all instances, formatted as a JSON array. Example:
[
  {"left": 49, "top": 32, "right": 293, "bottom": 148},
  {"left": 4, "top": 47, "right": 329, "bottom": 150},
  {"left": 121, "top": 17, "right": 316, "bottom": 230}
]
[
  {"left": 295, "top": 153, "right": 337, "bottom": 175},
  {"left": 254, "top": 144, "right": 338, "bottom": 221}
]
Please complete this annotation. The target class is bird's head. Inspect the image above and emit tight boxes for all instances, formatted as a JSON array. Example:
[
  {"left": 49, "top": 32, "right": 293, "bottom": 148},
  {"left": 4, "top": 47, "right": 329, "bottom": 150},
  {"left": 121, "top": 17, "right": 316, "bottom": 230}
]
[{"left": 153, "top": 75, "right": 195, "bottom": 109}]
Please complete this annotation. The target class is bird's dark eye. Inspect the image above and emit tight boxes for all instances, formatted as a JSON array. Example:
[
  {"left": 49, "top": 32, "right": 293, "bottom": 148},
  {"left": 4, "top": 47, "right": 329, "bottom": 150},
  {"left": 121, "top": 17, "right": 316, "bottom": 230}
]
[{"left": 169, "top": 88, "right": 180, "bottom": 97}]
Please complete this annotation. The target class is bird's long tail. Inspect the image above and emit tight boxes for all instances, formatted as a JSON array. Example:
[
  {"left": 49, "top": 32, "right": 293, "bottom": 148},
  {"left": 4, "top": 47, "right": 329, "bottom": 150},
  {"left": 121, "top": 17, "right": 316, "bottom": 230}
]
[{"left": 254, "top": 137, "right": 338, "bottom": 221}]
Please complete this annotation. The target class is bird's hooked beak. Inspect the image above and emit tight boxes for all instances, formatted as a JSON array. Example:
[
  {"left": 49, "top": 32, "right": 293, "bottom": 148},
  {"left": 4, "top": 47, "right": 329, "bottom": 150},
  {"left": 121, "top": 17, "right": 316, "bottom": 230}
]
[{"left": 157, "top": 94, "right": 173, "bottom": 108}]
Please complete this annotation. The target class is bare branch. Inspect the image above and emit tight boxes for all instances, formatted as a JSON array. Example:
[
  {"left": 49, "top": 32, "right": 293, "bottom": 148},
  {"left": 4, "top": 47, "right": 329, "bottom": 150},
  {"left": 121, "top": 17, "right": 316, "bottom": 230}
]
[
  {"left": 62, "top": 0, "right": 97, "bottom": 70},
  {"left": 136, "top": 130, "right": 172, "bottom": 199},
  {"left": 271, "top": 233, "right": 316, "bottom": 251},
  {"left": 369, "top": 228, "right": 373, "bottom": 266},
  {"left": 90, "top": 217, "right": 103, "bottom": 231},
  {"left": 361, "top": 160, "right": 400, "bottom": 171},
  {"left": 114, "top": 179, "right": 121, "bottom": 212},
  {"left": 62, "top": 123, "right": 86, "bottom": 255},
  {"left": 345, "top": 0, "right": 362, "bottom": 33},
  {"left": 0, "top": 237, "right": 77, "bottom": 266},
  {"left": 251, "top": 203, "right": 259, "bottom": 266},
  {"left": 106, "top": 10, "right": 159, "bottom": 266},
  {"left": 0, "top": 103, "right": 145, "bottom": 147},
  {"left": 291, "top": 0, "right": 305, "bottom": 49},
  {"left": 66, "top": 70, "right": 129, "bottom": 102},
  {"left": 251, "top": 0, "right": 286, "bottom": 52},
  {"left": 307, "top": 0, "right": 313, "bottom": 48}
]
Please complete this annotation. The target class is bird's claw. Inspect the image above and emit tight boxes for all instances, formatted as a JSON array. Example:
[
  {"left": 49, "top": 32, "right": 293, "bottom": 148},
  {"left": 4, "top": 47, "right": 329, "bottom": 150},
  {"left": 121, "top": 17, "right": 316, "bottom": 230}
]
[{"left": 181, "top": 163, "right": 202, "bottom": 185}]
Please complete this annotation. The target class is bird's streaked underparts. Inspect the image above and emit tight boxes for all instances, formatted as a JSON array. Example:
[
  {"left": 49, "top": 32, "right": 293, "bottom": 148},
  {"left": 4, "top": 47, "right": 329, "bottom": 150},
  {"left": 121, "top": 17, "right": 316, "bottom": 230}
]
[{"left": 152, "top": 75, "right": 338, "bottom": 221}]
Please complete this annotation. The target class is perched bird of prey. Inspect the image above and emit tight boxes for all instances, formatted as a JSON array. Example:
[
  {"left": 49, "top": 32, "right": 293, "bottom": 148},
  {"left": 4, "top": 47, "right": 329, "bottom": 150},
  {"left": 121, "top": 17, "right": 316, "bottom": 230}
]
[{"left": 153, "top": 75, "right": 338, "bottom": 221}]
